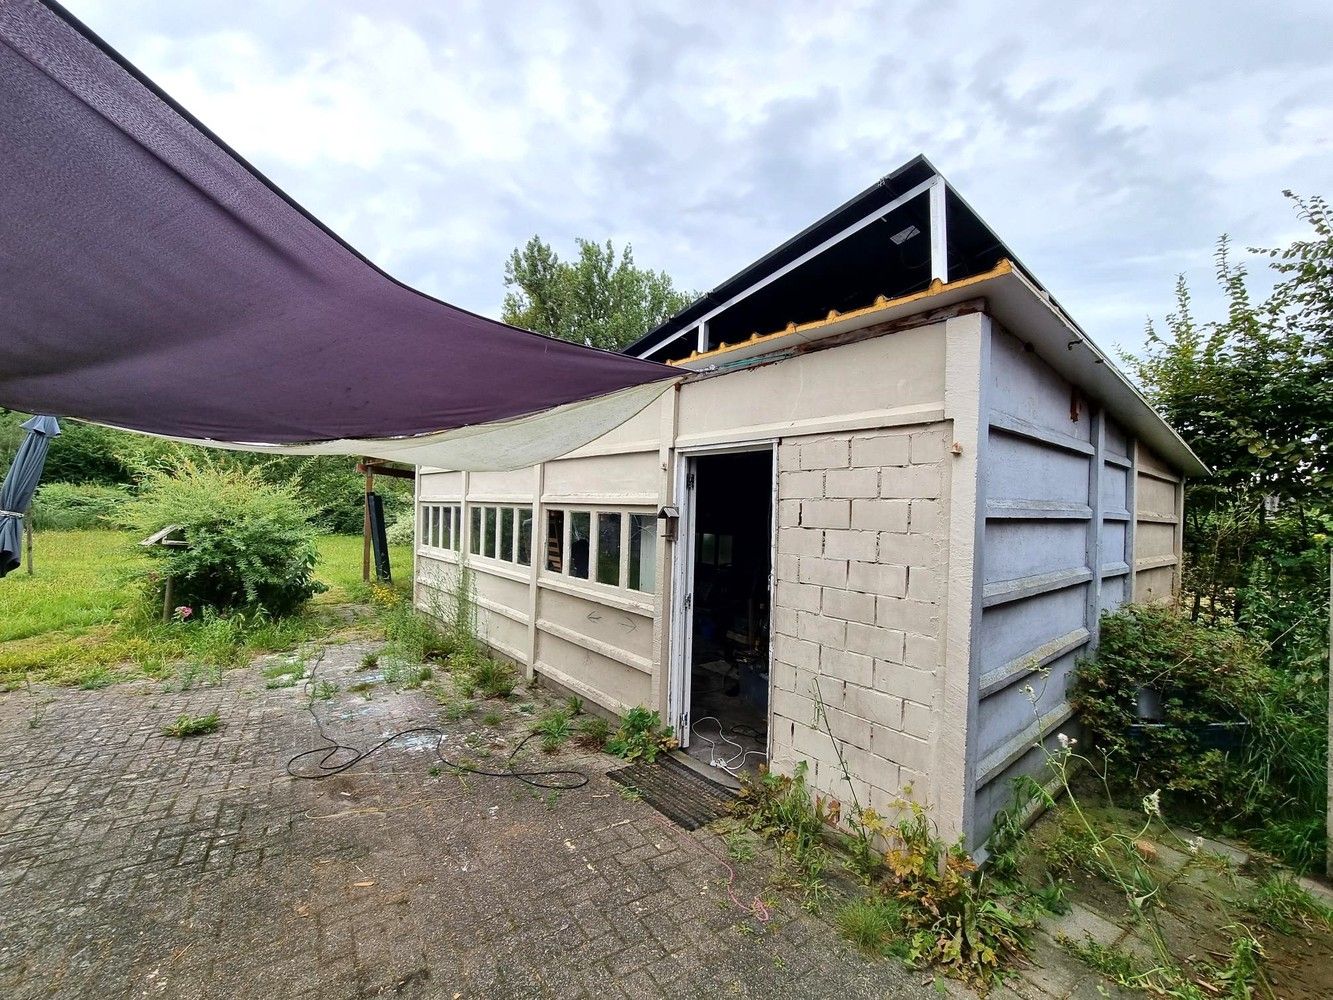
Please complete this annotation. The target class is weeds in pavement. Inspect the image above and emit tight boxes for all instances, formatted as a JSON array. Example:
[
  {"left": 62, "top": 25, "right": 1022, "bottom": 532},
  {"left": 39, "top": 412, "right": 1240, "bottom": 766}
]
[
  {"left": 605, "top": 706, "right": 676, "bottom": 763},
  {"left": 535, "top": 708, "right": 575, "bottom": 753},
  {"left": 162, "top": 711, "right": 221, "bottom": 738},
  {"left": 576, "top": 715, "right": 611, "bottom": 749}
]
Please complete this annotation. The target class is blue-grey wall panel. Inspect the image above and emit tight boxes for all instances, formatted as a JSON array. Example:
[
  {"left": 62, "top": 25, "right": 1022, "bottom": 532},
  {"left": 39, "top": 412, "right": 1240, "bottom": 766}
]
[
  {"left": 988, "top": 430, "right": 1090, "bottom": 504},
  {"left": 1100, "top": 573, "right": 1128, "bottom": 614},
  {"left": 1100, "top": 521, "right": 1127, "bottom": 567},
  {"left": 983, "top": 519, "right": 1087, "bottom": 586},
  {"left": 977, "top": 582, "right": 1088, "bottom": 676},
  {"left": 1100, "top": 465, "right": 1129, "bottom": 512}
]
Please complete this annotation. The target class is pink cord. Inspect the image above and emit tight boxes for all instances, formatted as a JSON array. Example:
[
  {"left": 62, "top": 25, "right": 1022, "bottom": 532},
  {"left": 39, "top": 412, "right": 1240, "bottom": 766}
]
[{"left": 722, "top": 856, "right": 772, "bottom": 923}]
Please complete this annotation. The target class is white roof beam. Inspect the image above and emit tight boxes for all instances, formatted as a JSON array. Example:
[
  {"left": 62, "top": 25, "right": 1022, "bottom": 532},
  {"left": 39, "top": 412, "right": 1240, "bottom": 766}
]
[{"left": 637, "top": 175, "right": 937, "bottom": 359}]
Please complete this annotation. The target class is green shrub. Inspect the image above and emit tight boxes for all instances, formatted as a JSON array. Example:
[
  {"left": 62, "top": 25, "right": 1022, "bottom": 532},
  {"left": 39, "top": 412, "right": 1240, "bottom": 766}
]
[
  {"left": 1075, "top": 603, "right": 1327, "bottom": 869},
  {"left": 385, "top": 508, "right": 416, "bottom": 546},
  {"left": 736, "top": 761, "right": 833, "bottom": 899},
  {"left": 605, "top": 706, "right": 676, "bottom": 763},
  {"left": 29, "top": 482, "right": 132, "bottom": 530},
  {"left": 124, "top": 460, "right": 325, "bottom": 616}
]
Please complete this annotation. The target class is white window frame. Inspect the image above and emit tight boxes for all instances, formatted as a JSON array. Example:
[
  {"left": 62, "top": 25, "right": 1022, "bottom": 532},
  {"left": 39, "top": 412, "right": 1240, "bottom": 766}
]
[
  {"left": 542, "top": 504, "right": 656, "bottom": 595},
  {"left": 419, "top": 502, "right": 461, "bottom": 556},
  {"left": 467, "top": 503, "right": 533, "bottom": 568}
]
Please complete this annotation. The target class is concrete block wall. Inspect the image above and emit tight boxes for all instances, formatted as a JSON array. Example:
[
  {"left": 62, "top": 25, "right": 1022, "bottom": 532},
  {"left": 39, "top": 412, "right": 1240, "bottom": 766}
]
[{"left": 769, "top": 422, "right": 949, "bottom": 819}]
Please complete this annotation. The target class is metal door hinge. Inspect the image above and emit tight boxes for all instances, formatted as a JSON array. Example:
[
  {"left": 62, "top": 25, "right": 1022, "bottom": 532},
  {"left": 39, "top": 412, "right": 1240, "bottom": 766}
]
[{"left": 685, "top": 472, "right": 695, "bottom": 490}]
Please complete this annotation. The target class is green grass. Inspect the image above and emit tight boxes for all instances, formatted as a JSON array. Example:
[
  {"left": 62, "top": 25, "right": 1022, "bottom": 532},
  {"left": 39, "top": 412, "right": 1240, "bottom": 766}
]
[
  {"left": 0, "top": 531, "right": 142, "bottom": 644},
  {"left": 1246, "top": 872, "right": 1333, "bottom": 933},
  {"left": 0, "top": 530, "right": 408, "bottom": 686},
  {"left": 837, "top": 895, "right": 907, "bottom": 956},
  {"left": 162, "top": 711, "right": 222, "bottom": 738}
]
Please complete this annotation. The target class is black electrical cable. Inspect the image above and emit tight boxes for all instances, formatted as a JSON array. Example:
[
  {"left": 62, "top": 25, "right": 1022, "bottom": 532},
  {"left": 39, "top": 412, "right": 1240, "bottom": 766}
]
[{"left": 284, "top": 651, "right": 588, "bottom": 790}]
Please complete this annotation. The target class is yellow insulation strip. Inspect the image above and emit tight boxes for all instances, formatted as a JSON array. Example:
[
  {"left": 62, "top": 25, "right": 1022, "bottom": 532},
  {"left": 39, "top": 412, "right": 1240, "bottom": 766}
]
[{"left": 670, "top": 258, "right": 1014, "bottom": 366}]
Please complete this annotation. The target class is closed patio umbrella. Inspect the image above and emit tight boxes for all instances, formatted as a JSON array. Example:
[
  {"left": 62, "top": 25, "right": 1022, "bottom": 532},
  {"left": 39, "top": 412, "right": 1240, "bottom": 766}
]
[{"left": 0, "top": 414, "right": 60, "bottom": 578}]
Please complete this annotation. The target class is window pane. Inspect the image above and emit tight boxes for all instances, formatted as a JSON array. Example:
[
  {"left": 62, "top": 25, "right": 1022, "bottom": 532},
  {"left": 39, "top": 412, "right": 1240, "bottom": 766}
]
[
  {"left": 421, "top": 506, "right": 431, "bottom": 547},
  {"left": 596, "top": 512, "right": 622, "bottom": 586},
  {"left": 629, "top": 514, "right": 655, "bottom": 592},
  {"left": 441, "top": 506, "right": 452, "bottom": 550},
  {"left": 718, "top": 534, "right": 733, "bottom": 566},
  {"left": 484, "top": 507, "right": 498, "bottom": 558},
  {"left": 452, "top": 507, "right": 461, "bottom": 551},
  {"left": 470, "top": 506, "right": 482, "bottom": 554},
  {"left": 546, "top": 510, "right": 564, "bottom": 572},
  {"left": 499, "top": 507, "right": 514, "bottom": 563},
  {"left": 517, "top": 508, "right": 532, "bottom": 566},
  {"left": 701, "top": 532, "right": 716, "bottom": 565},
  {"left": 569, "top": 511, "right": 591, "bottom": 579},
  {"left": 433, "top": 507, "right": 443, "bottom": 548}
]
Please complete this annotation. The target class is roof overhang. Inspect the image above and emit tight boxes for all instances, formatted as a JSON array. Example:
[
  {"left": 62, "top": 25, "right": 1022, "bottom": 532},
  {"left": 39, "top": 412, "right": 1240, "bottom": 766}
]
[{"left": 675, "top": 262, "right": 1208, "bottom": 478}]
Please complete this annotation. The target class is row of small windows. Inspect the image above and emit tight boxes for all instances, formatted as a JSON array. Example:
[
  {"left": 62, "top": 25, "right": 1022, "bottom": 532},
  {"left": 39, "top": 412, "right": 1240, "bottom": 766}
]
[
  {"left": 419, "top": 503, "right": 655, "bottom": 593},
  {"left": 470, "top": 504, "right": 533, "bottom": 567},
  {"left": 421, "top": 504, "right": 461, "bottom": 552},
  {"left": 545, "top": 509, "right": 655, "bottom": 592}
]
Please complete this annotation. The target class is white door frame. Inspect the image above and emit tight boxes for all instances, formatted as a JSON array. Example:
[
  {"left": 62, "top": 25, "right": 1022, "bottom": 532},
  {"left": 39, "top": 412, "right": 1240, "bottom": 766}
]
[{"left": 667, "top": 439, "right": 779, "bottom": 750}]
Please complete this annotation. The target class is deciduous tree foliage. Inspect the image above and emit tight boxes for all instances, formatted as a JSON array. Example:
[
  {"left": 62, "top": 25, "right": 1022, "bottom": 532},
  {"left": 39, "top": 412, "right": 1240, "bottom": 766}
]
[
  {"left": 1124, "top": 192, "right": 1332, "bottom": 636},
  {"left": 1096, "top": 194, "right": 1331, "bottom": 868},
  {"left": 502, "top": 236, "right": 694, "bottom": 351},
  {"left": 0, "top": 410, "right": 409, "bottom": 534}
]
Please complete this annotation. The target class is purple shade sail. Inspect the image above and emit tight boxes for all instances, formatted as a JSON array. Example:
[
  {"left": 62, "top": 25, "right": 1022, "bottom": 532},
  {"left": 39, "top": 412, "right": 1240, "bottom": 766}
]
[{"left": 0, "top": 1, "right": 672, "bottom": 445}]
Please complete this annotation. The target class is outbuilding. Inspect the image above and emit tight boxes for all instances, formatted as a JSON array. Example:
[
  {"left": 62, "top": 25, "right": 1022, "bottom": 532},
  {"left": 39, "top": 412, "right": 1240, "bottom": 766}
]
[{"left": 413, "top": 155, "right": 1204, "bottom": 847}]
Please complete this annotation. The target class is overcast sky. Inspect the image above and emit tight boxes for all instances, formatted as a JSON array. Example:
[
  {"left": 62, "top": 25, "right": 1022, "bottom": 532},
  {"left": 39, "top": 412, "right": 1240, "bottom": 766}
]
[{"left": 68, "top": 0, "right": 1332, "bottom": 357}]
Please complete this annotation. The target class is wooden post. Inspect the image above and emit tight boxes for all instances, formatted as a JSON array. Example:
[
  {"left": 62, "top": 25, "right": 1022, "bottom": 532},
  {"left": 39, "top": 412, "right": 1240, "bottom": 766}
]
[
  {"left": 362, "top": 458, "right": 374, "bottom": 584},
  {"left": 24, "top": 519, "right": 33, "bottom": 575},
  {"left": 162, "top": 574, "right": 174, "bottom": 624}
]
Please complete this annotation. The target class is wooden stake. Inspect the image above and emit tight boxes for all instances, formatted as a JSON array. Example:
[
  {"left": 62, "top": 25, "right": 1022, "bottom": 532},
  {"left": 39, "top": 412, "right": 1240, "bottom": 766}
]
[
  {"left": 24, "top": 519, "right": 33, "bottom": 575},
  {"left": 362, "top": 458, "right": 374, "bottom": 584}
]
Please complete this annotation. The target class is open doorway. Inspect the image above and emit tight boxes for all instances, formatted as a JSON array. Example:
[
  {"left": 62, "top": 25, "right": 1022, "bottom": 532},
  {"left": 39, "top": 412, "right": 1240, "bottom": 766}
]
[{"left": 679, "top": 448, "right": 774, "bottom": 781}]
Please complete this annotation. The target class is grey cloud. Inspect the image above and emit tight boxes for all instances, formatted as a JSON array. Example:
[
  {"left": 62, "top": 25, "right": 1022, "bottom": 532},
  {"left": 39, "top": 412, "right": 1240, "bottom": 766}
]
[{"left": 63, "top": 0, "right": 1333, "bottom": 357}]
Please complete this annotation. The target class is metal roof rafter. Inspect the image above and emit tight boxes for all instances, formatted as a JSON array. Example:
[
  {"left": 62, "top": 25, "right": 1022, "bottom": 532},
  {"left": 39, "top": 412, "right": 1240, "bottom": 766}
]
[{"left": 636, "top": 175, "right": 940, "bottom": 359}]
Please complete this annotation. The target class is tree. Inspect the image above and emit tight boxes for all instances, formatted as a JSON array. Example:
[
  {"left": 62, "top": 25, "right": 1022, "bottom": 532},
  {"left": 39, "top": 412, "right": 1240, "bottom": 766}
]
[
  {"left": 502, "top": 236, "right": 694, "bottom": 351},
  {"left": 1124, "top": 193, "right": 1331, "bottom": 640}
]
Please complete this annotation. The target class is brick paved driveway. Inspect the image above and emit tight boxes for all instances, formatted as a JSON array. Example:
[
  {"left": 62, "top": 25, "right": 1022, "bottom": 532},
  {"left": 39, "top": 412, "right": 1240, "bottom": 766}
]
[{"left": 0, "top": 642, "right": 936, "bottom": 1000}]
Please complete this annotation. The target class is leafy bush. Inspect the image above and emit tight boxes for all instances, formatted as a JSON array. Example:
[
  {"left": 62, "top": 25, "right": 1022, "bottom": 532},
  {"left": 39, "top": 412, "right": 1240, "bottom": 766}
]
[
  {"left": 1075, "top": 603, "right": 1327, "bottom": 869},
  {"left": 605, "top": 706, "right": 676, "bottom": 763},
  {"left": 124, "top": 461, "right": 325, "bottom": 616},
  {"left": 29, "top": 482, "right": 131, "bottom": 530},
  {"left": 262, "top": 455, "right": 410, "bottom": 535},
  {"left": 1, "top": 411, "right": 410, "bottom": 534},
  {"left": 737, "top": 754, "right": 1038, "bottom": 984},
  {"left": 882, "top": 800, "right": 1031, "bottom": 985},
  {"left": 385, "top": 508, "right": 415, "bottom": 546}
]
